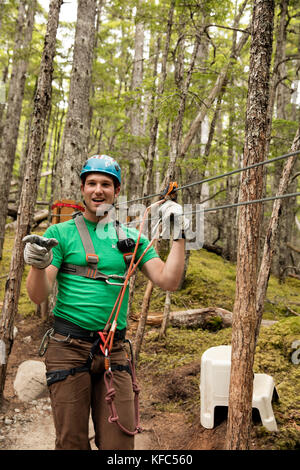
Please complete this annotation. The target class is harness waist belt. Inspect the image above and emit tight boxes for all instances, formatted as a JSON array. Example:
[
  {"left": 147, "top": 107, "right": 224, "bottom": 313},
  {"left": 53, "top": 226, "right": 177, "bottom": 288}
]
[
  {"left": 53, "top": 316, "right": 126, "bottom": 343},
  {"left": 60, "top": 262, "right": 126, "bottom": 285}
]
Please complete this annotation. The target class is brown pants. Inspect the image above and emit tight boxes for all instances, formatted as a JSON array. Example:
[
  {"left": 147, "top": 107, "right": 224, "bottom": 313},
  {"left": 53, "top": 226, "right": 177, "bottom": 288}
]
[{"left": 45, "top": 333, "right": 135, "bottom": 450}]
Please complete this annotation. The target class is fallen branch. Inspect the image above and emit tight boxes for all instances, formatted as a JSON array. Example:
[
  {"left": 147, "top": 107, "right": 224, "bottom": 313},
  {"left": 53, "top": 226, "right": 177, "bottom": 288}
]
[
  {"left": 132, "top": 307, "right": 277, "bottom": 329},
  {"left": 286, "top": 307, "right": 300, "bottom": 317},
  {"left": 5, "top": 209, "right": 49, "bottom": 230},
  {"left": 287, "top": 243, "right": 300, "bottom": 254},
  {"left": 288, "top": 273, "right": 300, "bottom": 280},
  {"left": 203, "top": 243, "right": 223, "bottom": 256}
]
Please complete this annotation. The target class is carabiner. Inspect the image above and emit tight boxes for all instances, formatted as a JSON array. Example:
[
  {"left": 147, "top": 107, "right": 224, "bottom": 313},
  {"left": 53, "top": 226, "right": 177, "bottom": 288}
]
[
  {"left": 38, "top": 328, "right": 54, "bottom": 357},
  {"left": 105, "top": 274, "right": 126, "bottom": 286}
]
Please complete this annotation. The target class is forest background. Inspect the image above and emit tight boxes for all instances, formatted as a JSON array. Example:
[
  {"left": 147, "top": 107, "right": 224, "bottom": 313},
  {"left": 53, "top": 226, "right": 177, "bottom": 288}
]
[
  {"left": 0, "top": 0, "right": 299, "bottom": 272},
  {"left": 0, "top": 0, "right": 299, "bottom": 451}
]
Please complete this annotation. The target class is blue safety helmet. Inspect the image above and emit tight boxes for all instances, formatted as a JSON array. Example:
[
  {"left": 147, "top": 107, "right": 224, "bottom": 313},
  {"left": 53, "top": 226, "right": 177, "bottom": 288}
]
[{"left": 80, "top": 155, "right": 121, "bottom": 186}]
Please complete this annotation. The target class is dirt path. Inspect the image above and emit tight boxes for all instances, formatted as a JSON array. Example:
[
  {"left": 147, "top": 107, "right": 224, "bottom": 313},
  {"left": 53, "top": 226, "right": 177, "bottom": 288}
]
[
  {"left": 1, "top": 399, "right": 155, "bottom": 450},
  {"left": 0, "top": 395, "right": 226, "bottom": 451}
]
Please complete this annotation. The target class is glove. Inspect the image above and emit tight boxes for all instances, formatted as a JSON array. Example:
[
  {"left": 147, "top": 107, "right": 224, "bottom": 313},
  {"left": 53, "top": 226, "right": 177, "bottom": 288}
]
[
  {"left": 23, "top": 234, "right": 59, "bottom": 269},
  {"left": 159, "top": 200, "right": 190, "bottom": 239}
]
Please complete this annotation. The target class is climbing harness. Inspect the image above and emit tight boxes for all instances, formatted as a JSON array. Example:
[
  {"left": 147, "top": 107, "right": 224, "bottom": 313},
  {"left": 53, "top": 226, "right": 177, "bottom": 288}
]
[
  {"left": 44, "top": 182, "right": 177, "bottom": 436},
  {"left": 60, "top": 218, "right": 124, "bottom": 285}
]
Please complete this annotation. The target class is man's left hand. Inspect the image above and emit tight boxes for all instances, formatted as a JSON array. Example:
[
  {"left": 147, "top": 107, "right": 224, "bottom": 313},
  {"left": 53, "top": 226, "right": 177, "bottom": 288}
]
[{"left": 159, "top": 200, "right": 190, "bottom": 239}]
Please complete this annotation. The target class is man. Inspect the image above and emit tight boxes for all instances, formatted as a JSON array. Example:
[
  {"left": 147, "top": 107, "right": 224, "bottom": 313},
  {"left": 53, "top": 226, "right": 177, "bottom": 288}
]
[{"left": 24, "top": 154, "right": 188, "bottom": 450}]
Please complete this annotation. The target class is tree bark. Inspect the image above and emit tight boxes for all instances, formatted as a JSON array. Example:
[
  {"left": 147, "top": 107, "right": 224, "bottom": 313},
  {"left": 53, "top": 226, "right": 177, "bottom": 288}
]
[
  {"left": 0, "top": 0, "right": 36, "bottom": 259},
  {"left": 0, "top": 0, "right": 63, "bottom": 407},
  {"left": 143, "top": 0, "right": 175, "bottom": 197},
  {"left": 162, "top": 34, "right": 200, "bottom": 185},
  {"left": 134, "top": 279, "right": 154, "bottom": 363},
  {"left": 55, "top": 0, "right": 96, "bottom": 201},
  {"left": 179, "top": 0, "right": 250, "bottom": 160},
  {"left": 270, "top": 0, "right": 291, "bottom": 279},
  {"left": 159, "top": 290, "right": 171, "bottom": 338},
  {"left": 226, "top": 0, "right": 275, "bottom": 450},
  {"left": 129, "top": 5, "right": 144, "bottom": 200}
]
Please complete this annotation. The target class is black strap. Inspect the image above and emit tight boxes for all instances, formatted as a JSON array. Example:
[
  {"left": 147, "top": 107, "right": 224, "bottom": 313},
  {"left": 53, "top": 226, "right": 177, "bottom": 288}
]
[
  {"left": 46, "top": 363, "right": 131, "bottom": 386},
  {"left": 46, "top": 365, "right": 90, "bottom": 386},
  {"left": 53, "top": 317, "right": 126, "bottom": 343}
]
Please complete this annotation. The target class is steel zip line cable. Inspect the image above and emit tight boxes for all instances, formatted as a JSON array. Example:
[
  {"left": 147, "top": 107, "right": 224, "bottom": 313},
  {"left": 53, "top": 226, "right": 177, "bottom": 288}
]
[
  {"left": 121, "top": 191, "right": 300, "bottom": 228},
  {"left": 201, "top": 191, "right": 300, "bottom": 214},
  {"left": 115, "top": 149, "right": 300, "bottom": 207}
]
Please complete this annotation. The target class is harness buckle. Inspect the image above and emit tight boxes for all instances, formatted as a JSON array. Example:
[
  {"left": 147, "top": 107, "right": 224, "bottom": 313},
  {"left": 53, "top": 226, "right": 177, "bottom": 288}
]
[
  {"left": 86, "top": 253, "right": 99, "bottom": 264},
  {"left": 123, "top": 252, "right": 133, "bottom": 265}
]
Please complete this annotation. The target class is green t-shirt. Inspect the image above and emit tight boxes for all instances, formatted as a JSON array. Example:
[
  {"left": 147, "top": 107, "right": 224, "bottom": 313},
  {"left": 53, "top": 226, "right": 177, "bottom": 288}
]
[{"left": 44, "top": 217, "right": 158, "bottom": 331}]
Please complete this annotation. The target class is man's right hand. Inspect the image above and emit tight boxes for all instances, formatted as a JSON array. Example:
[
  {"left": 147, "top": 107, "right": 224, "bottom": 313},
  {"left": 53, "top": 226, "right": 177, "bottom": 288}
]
[{"left": 23, "top": 235, "right": 58, "bottom": 269}]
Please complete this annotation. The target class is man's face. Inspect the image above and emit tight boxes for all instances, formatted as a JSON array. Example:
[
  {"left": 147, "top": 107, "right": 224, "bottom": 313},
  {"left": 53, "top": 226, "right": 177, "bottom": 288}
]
[{"left": 81, "top": 172, "right": 120, "bottom": 222}]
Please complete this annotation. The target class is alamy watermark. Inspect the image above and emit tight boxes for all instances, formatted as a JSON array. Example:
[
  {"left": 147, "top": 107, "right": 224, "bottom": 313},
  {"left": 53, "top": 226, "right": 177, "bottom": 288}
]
[{"left": 95, "top": 197, "right": 204, "bottom": 251}]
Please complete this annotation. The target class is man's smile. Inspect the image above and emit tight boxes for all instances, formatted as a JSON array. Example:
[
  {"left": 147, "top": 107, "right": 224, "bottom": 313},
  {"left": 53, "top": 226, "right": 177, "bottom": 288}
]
[{"left": 92, "top": 198, "right": 105, "bottom": 204}]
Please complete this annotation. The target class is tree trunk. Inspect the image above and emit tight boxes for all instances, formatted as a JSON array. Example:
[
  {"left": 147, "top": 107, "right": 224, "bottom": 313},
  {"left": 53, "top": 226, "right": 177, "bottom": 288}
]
[
  {"left": 134, "top": 280, "right": 154, "bottom": 363},
  {"left": 0, "top": 65, "right": 8, "bottom": 141},
  {"left": 270, "top": 0, "right": 291, "bottom": 279},
  {"left": 255, "top": 124, "right": 300, "bottom": 344},
  {"left": 159, "top": 290, "right": 171, "bottom": 338},
  {"left": 163, "top": 34, "right": 200, "bottom": 185},
  {"left": 0, "top": 0, "right": 36, "bottom": 259},
  {"left": 55, "top": 0, "right": 96, "bottom": 201},
  {"left": 129, "top": 6, "right": 144, "bottom": 199},
  {"left": 143, "top": 0, "right": 175, "bottom": 197},
  {"left": 226, "top": 0, "right": 275, "bottom": 450},
  {"left": 179, "top": 0, "right": 249, "bottom": 160},
  {"left": 0, "top": 0, "right": 63, "bottom": 408}
]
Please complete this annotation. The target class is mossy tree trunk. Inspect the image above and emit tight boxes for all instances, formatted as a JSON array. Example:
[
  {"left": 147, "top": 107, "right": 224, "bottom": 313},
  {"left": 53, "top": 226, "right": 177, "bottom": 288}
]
[
  {"left": 0, "top": 0, "right": 36, "bottom": 259},
  {"left": 226, "top": 0, "right": 275, "bottom": 450},
  {"left": 54, "top": 0, "right": 96, "bottom": 202},
  {"left": 0, "top": 0, "right": 63, "bottom": 408}
]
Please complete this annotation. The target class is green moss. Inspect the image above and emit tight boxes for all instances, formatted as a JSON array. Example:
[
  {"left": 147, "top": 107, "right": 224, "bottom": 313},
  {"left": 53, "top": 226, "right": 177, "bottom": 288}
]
[{"left": 139, "top": 326, "right": 232, "bottom": 373}]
